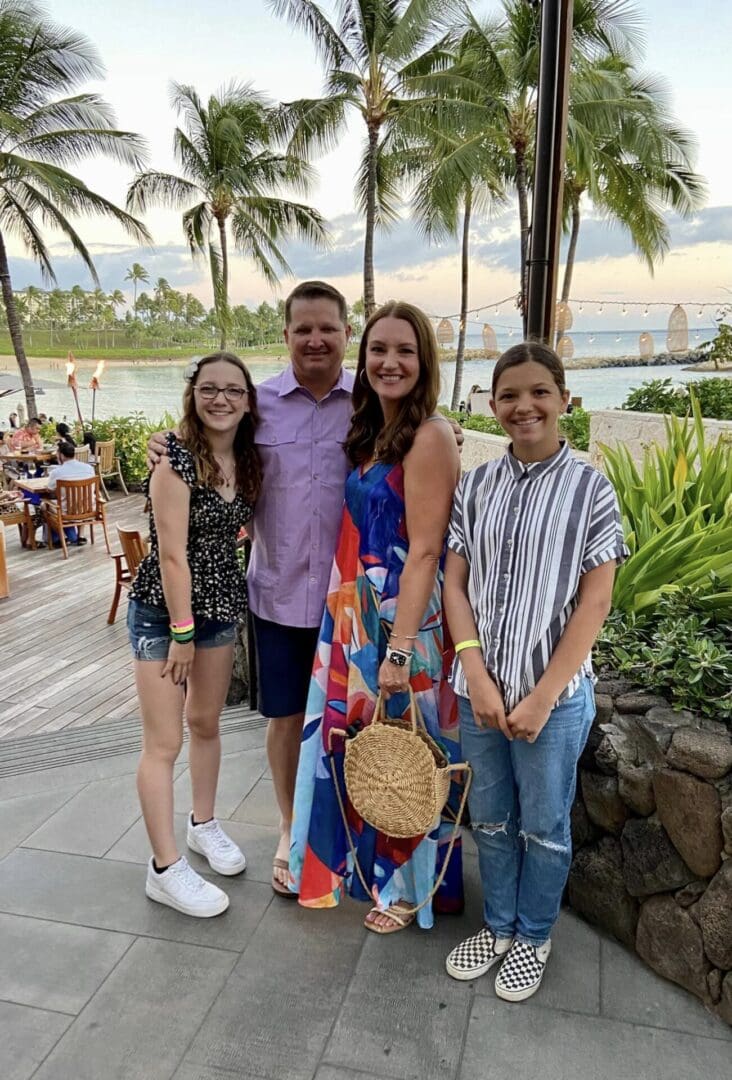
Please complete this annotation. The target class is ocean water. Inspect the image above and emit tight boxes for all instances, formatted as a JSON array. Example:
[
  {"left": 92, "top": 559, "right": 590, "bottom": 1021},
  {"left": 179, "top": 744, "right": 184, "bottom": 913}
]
[{"left": 2, "top": 325, "right": 725, "bottom": 424}]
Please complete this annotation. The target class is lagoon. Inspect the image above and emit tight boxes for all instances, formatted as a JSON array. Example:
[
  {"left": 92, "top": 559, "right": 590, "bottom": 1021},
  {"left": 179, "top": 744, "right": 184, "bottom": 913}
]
[{"left": 2, "top": 355, "right": 725, "bottom": 425}]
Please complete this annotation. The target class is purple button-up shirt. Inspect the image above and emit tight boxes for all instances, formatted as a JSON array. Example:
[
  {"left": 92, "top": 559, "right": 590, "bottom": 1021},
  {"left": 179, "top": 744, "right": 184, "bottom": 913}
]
[{"left": 248, "top": 364, "right": 355, "bottom": 627}]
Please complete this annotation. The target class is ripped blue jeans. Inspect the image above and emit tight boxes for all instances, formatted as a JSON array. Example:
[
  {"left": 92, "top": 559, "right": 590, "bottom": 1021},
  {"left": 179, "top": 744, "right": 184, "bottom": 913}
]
[{"left": 458, "top": 677, "right": 595, "bottom": 946}]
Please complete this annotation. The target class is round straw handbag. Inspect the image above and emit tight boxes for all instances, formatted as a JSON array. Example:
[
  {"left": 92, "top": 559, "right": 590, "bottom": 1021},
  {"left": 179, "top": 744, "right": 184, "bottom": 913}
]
[{"left": 327, "top": 688, "right": 471, "bottom": 917}]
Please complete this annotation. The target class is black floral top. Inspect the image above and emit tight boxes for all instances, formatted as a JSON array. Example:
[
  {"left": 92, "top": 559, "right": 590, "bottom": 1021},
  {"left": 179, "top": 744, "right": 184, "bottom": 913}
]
[{"left": 130, "top": 434, "right": 254, "bottom": 623}]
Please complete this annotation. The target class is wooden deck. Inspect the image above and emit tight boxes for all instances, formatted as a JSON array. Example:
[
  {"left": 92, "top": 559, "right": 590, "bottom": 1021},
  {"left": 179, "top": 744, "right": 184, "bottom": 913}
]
[{"left": 0, "top": 493, "right": 149, "bottom": 741}]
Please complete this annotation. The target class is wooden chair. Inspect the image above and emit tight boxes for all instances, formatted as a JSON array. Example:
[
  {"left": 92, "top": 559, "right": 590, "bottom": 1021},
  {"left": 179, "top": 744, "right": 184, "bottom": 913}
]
[
  {"left": 108, "top": 525, "right": 147, "bottom": 624},
  {"left": 95, "top": 439, "right": 128, "bottom": 499},
  {"left": 42, "top": 476, "right": 110, "bottom": 559},
  {"left": 74, "top": 444, "right": 90, "bottom": 463}
]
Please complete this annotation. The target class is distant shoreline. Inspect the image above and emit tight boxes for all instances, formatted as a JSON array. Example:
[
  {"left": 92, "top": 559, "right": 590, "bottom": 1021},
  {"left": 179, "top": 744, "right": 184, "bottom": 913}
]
[{"left": 1, "top": 347, "right": 728, "bottom": 375}]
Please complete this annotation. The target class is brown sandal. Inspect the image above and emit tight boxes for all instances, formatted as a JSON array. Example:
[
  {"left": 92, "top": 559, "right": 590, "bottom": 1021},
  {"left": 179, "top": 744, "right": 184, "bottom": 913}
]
[
  {"left": 364, "top": 902, "right": 416, "bottom": 935},
  {"left": 271, "top": 857, "right": 297, "bottom": 899}
]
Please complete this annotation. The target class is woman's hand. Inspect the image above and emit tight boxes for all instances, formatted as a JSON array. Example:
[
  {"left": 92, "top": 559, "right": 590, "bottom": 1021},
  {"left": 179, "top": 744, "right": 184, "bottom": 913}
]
[
  {"left": 467, "top": 669, "right": 509, "bottom": 735},
  {"left": 506, "top": 691, "right": 553, "bottom": 744},
  {"left": 378, "top": 657, "right": 411, "bottom": 700},
  {"left": 162, "top": 640, "right": 195, "bottom": 685}
]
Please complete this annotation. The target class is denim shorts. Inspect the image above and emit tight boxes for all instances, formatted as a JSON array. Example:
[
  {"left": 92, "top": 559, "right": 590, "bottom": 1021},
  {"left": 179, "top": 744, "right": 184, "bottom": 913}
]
[{"left": 127, "top": 599, "right": 237, "bottom": 661}]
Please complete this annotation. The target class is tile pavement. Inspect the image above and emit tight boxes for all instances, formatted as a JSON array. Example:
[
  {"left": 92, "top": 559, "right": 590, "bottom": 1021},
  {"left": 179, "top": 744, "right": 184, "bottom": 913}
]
[{"left": 1, "top": 724, "right": 730, "bottom": 1080}]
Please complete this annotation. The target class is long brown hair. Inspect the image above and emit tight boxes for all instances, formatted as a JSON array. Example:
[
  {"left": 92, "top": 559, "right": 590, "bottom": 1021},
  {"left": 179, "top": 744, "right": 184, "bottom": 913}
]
[
  {"left": 344, "top": 301, "right": 441, "bottom": 466},
  {"left": 179, "top": 352, "right": 262, "bottom": 503}
]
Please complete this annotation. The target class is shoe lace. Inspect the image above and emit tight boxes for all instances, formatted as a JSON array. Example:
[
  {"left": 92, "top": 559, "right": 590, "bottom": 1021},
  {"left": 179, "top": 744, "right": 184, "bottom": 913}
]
[
  {"left": 170, "top": 857, "right": 206, "bottom": 892},
  {"left": 197, "top": 819, "right": 234, "bottom": 852}
]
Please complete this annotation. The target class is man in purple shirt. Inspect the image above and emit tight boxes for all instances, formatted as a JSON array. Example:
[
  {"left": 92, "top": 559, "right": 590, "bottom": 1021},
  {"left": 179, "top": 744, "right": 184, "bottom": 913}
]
[{"left": 248, "top": 281, "right": 354, "bottom": 895}]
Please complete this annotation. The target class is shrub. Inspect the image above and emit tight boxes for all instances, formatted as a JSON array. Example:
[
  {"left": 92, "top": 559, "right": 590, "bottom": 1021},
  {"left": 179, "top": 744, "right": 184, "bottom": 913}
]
[
  {"left": 601, "top": 393, "right": 732, "bottom": 614},
  {"left": 622, "top": 375, "right": 732, "bottom": 419},
  {"left": 595, "top": 591, "right": 732, "bottom": 724},
  {"left": 439, "top": 406, "right": 591, "bottom": 451}
]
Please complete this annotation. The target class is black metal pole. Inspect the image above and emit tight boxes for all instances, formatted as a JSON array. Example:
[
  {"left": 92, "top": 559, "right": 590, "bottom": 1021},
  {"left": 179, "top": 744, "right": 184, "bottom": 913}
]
[{"left": 525, "top": 0, "right": 573, "bottom": 344}]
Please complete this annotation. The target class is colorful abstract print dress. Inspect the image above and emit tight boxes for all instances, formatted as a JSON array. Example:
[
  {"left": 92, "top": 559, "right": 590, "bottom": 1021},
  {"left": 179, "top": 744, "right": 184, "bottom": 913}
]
[{"left": 289, "top": 460, "right": 464, "bottom": 929}]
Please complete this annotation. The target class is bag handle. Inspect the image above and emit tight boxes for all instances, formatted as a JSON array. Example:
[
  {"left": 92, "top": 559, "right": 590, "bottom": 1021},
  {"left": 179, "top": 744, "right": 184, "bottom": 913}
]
[
  {"left": 327, "top": 725, "right": 472, "bottom": 919},
  {"left": 372, "top": 686, "right": 423, "bottom": 736}
]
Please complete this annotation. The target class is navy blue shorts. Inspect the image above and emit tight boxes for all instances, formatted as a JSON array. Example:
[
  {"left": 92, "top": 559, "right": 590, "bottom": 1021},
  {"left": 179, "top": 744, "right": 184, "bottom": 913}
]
[
  {"left": 127, "top": 599, "right": 236, "bottom": 661},
  {"left": 251, "top": 613, "right": 319, "bottom": 718}
]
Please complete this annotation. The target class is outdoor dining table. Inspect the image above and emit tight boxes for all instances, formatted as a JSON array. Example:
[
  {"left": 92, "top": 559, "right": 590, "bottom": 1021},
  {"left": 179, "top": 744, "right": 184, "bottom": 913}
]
[{"left": 13, "top": 477, "right": 53, "bottom": 551}]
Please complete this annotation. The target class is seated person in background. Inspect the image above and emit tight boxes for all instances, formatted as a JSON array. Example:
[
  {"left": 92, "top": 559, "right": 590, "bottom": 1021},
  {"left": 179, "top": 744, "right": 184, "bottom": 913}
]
[
  {"left": 9, "top": 417, "right": 43, "bottom": 452},
  {"left": 43, "top": 440, "right": 95, "bottom": 546},
  {"left": 0, "top": 430, "right": 10, "bottom": 456},
  {"left": 55, "top": 422, "right": 76, "bottom": 446},
  {"left": 8, "top": 412, "right": 19, "bottom": 429}
]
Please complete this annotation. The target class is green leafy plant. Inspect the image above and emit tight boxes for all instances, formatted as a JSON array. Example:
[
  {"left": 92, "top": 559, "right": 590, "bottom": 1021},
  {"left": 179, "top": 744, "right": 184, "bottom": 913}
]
[
  {"left": 622, "top": 375, "right": 732, "bottom": 419},
  {"left": 703, "top": 320, "right": 732, "bottom": 373},
  {"left": 595, "top": 590, "right": 732, "bottom": 723},
  {"left": 439, "top": 405, "right": 591, "bottom": 451},
  {"left": 601, "top": 392, "right": 732, "bottom": 613}
]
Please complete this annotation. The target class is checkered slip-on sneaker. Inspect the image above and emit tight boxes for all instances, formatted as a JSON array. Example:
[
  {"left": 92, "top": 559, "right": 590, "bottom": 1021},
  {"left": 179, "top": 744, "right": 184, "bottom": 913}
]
[
  {"left": 445, "top": 927, "right": 514, "bottom": 982},
  {"left": 494, "top": 939, "right": 552, "bottom": 1001}
]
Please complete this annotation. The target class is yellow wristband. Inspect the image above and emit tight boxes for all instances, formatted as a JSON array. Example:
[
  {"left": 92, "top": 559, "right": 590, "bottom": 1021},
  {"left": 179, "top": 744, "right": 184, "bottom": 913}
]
[{"left": 454, "top": 639, "right": 481, "bottom": 654}]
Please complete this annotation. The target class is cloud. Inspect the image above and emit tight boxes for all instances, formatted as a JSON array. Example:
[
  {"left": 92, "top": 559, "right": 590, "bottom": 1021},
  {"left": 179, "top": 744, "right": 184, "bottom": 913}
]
[{"left": 7, "top": 244, "right": 205, "bottom": 293}]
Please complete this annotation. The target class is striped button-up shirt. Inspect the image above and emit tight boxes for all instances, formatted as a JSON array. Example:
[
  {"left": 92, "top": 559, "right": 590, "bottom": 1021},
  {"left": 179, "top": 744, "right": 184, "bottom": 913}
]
[
  {"left": 248, "top": 365, "right": 355, "bottom": 628},
  {"left": 447, "top": 441, "right": 628, "bottom": 710}
]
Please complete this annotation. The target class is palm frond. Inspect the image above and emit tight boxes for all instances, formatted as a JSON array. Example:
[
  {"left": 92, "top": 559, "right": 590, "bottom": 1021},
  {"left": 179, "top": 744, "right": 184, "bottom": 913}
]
[
  {"left": 265, "top": 0, "right": 353, "bottom": 70},
  {"left": 126, "top": 171, "right": 201, "bottom": 214}
]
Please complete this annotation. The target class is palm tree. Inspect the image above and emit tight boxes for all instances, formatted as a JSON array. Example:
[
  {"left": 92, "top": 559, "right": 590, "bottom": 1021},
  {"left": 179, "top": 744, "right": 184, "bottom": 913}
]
[
  {"left": 407, "top": 109, "right": 506, "bottom": 408},
  {"left": 0, "top": 1, "right": 150, "bottom": 416},
  {"left": 453, "top": 0, "right": 646, "bottom": 330},
  {"left": 559, "top": 55, "right": 705, "bottom": 309},
  {"left": 124, "top": 262, "right": 149, "bottom": 315},
  {"left": 128, "top": 81, "right": 328, "bottom": 349},
  {"left": 267, "top": 0, "right": 466, "bottom": 317}
]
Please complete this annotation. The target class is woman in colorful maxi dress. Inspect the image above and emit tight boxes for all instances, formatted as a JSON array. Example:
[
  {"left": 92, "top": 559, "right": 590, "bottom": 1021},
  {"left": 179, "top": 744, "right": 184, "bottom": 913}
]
[{"left": 289, "top": 301, "right": 463, "bottom": 933}]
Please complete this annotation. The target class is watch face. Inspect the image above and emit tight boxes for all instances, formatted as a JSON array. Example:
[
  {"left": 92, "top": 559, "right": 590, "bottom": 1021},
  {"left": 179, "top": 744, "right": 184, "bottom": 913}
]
[{"left": 388, "top": 650, "right": 407, "bottom": 667}]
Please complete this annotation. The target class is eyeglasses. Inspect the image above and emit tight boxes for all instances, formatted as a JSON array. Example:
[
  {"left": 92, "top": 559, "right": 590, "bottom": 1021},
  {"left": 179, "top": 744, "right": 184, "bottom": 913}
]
[{"left": 194, "top": 384, "right": 249, "bottom": 403}]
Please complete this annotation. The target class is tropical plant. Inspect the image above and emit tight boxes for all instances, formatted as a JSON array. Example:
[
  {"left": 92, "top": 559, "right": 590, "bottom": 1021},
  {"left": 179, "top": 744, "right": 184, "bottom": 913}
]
[
  {"left": 601, "top": 394, "right": 732, "bottom": 613},
  {"left": 622, "top": 376, "right": 732, "bottom": 420},
  {"left": 407, "top": 89, "right": 506, "bottom": 408},
  {"left": 559, "top": 51, "right": 705, "bottom": 310},
  {"left": 124, "top": 263, "right": 149, "bottom": 315},
  {"left": 267, "top": 0, "right": 465, "bottom": 317},
  {"left": 596, "top": 592, "right": 732, "bottom": 722},
  {"left": 704, "top": 320, "right": 732, "bottom": 373},
  {"left": 445, "top": 2, "right": 647, "bottom": 327},
  {"left": 0, "top": 0, "right": 150, "bottom": 416},
  {"left": 440, "top": 404, "right": 591, "bottom": 451},
  {"left": 127, "top": 81, "right": 328, "bottom": 349}
]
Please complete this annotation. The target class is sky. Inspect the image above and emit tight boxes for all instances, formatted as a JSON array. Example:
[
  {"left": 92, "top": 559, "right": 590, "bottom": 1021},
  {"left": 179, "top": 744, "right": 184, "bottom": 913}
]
[{"left": 6, "top": 0, "right": 732, "bottom": 331}]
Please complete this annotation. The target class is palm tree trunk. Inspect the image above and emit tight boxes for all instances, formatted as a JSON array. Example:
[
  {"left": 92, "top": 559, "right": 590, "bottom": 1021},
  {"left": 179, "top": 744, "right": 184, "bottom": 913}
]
[
  {"left": 363, "top": 122, "right": 380, "bottom": 319},
  {"left": 0, "top": 227, "right": 38, "bottom": 417},
  {"left": 515, "top": 147, "right": 530, "bottom": 337},
  {"left": 451, "top": 189, "right": 473, "bottom": 412},
  {"left": 557, "top": 195, "right": 581, "bottom": 348},
  {"left": 218, "top": 218, "right": 229, "bottom": 350}
]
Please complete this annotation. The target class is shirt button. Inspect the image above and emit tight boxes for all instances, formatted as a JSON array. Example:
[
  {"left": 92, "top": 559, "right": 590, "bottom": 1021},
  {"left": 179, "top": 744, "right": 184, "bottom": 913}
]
[
  {"left": 503, "top": 573, "right": 509, "bottom": 581},
  {"left": 309, "top": 575, "right": 316, "bottom": 582},
  {"left": 513, "top": 506, "right": 519, "bottom": 514},
  {"left": 507, "top": 539, "right": 513, "bottom": 547}
]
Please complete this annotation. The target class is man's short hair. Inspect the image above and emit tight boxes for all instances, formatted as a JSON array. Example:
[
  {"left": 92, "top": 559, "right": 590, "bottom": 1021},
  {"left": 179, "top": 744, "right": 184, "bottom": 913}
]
[
  {"left": 58, "top": 440, "right": 76, "bottom": 459},
  {"left": 28, "top": 417, "right": 41, "bottom": 427},
  {"left": 284, "top": 281, "right": 348, "bottom": 325}
]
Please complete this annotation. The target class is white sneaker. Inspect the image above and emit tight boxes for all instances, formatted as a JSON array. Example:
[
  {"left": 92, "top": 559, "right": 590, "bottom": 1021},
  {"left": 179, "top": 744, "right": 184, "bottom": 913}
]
[
  {"left": 186, "top": 814, "right": 247, "bottom": 876},
  {"left": 494, "top": 939, "right": 552, "bottom": 1001},
  {"left": 145, "top": 856, "right": 229, "bottom": 917}
]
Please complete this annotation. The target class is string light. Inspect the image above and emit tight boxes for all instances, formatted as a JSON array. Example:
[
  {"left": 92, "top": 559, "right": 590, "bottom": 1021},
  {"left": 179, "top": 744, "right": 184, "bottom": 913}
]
[
  {"left": 621, "top": 305, "right": 627, "bottom": 317},
  {"left": 643, "top": 307, "right": 649, "bottom": 317},
  {"left": 589, "top": 334, "right": 595, "bottom": 343},
  {"left": 597, "top": 304, "right": 604, "bottom": 314}
]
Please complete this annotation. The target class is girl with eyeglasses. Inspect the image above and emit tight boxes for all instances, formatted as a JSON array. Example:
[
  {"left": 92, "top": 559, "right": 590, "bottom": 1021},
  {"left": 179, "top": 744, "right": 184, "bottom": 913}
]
[{"left": 128, "top": 352, "right": 262, "bottom": 917}]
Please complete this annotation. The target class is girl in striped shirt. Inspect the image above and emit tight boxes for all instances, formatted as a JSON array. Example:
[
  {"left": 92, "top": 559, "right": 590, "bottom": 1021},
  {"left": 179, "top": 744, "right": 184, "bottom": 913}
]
[{"left": 443, "top": 342, "right": 627, "bottom": 1001}]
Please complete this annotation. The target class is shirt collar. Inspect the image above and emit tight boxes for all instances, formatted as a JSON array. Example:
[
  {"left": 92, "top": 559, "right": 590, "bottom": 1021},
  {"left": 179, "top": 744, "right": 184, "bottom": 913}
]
[
  {"left": 504, "top": 439, "right": 571, "bottom": 480},
  {"left": 277, "top": 364, "right": 353, "bottom": 399}
]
